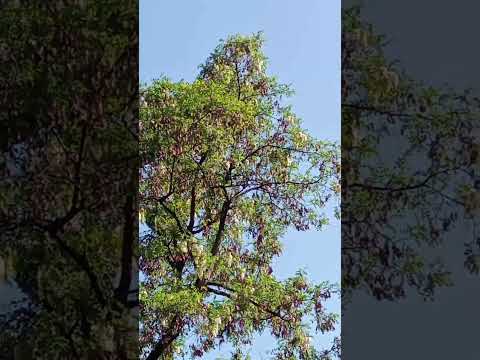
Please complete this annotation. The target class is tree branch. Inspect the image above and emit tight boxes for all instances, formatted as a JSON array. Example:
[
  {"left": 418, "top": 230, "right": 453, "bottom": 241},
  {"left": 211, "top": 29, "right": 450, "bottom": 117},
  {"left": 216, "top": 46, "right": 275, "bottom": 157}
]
[
  {"left": 211, "top": 199, "right": 231, "bottom": 255},
  {"left": 115, "top": 176, "right": 136, "bottom": 306},
  {"left": 349, "top": 167, "right": 459, "bottom": 193},
  {"left": 206, "top": 282, "right": 288, "bottom": 321},
  {"left": 187, "top": 184, "right": 196, "bottom": 231},
  {"left": 145, "top": 316, "right": 182, "bottom": 360}
]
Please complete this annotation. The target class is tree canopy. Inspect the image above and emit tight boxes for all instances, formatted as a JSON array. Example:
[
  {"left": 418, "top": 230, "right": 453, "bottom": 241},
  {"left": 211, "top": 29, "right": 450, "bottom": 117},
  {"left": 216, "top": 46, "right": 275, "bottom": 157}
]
[
  {"left": 342, "top": 6, "right": 480, "bottom": 303},
  {"left": 140, "top": 33, "right": 340, "bottom": 359},
  {"left": 0, "top": 1, "right": 138, "bottom": 358}
]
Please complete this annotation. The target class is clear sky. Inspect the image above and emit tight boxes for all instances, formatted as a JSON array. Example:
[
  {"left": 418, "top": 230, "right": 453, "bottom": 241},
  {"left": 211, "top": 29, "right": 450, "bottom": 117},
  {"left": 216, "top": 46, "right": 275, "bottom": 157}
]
[{"left": 140, "top": 1, "right": 341, "bottom": 357}]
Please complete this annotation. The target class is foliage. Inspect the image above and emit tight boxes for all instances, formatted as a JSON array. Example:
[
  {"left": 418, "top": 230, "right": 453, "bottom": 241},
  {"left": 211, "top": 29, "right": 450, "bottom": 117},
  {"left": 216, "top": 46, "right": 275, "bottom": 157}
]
[
  {"left": 342, "top": 6, "right": 480, "bottom": 302},
  {"left": 0, "top": 1, "right": 138, "bottom": 358},
  {"left": 140, "top": 33, "right": 340, "bottom": 359}
]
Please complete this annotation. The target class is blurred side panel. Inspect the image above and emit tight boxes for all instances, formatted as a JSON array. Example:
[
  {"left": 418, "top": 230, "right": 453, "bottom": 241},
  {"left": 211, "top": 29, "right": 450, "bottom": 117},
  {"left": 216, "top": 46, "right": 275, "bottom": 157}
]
[
  {"left": 0, "top": 1, "right": 139, "bottom": 359},
  {"left": 342, "top": 1, "right": 480, "bottom": 358}
]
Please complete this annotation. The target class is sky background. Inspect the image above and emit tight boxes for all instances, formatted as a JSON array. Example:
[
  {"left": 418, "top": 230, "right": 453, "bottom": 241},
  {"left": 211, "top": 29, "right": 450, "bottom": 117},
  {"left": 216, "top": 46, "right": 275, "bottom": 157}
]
[{"left": 140, "top": 1, "right": 341, "bottom": 358}]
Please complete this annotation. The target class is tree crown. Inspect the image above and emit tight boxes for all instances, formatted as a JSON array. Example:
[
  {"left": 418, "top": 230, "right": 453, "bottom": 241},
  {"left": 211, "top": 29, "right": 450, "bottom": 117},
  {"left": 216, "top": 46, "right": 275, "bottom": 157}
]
[{"left": 140, "top": 34, "right": 340, "bottom": 359}]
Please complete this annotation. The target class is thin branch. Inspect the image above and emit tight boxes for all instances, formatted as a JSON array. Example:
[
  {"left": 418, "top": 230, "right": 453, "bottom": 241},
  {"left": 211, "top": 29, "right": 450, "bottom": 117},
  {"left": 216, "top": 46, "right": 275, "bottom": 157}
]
[
  {"left": 349, "top": 168, "right": 460, "bottom": 193},
  {"left": 206, "top": 284, "right": 288, "bottom": 321}
]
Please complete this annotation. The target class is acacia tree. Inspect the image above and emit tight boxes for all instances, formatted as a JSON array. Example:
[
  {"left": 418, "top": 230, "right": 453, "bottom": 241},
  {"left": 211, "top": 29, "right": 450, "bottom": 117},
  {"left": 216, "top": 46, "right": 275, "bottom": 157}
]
[
  {"left": 342, "top": 6, "right": 480, "bottom": 303},
  {"left": 140, "top": 34, "right": 340, "bottom": 359}
]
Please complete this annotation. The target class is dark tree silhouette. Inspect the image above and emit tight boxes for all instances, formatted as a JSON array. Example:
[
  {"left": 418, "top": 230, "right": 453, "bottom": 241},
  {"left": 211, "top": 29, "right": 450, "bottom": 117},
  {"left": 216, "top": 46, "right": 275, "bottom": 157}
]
[
  {"left": 342, "top": 6, "right": 480, "bottom": 304},
  {"left": 0, "top": 1, "right": 138, "bottom": 358}
]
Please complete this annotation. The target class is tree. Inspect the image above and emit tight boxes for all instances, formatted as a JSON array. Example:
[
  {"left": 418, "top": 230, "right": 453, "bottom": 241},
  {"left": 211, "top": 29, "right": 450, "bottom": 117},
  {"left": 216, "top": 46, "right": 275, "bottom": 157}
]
[
  {"left": 139, "top": 33, "right": 340, "bottom": 359},
  {"left": 342, "top": 6, "right": 480, "bottom": 303},
  {"left": 0, "top": 1, "right": 138, "bottom": 358}
]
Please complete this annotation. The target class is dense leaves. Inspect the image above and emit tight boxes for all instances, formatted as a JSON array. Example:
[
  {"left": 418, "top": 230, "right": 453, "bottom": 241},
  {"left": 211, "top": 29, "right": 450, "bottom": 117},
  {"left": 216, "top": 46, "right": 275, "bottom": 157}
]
[
  {"left": 0, "top": 1, "right": 138, "bottom": 358},
  {"left": 140, "top": 34, "right": 340, "bottom": 359}
]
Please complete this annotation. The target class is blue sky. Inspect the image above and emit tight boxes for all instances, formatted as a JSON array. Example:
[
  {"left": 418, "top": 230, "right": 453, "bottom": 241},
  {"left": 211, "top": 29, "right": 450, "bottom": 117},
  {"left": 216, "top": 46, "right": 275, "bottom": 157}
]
[{"left": 140, "top": 1, "right": 340, "bottom": 357}]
